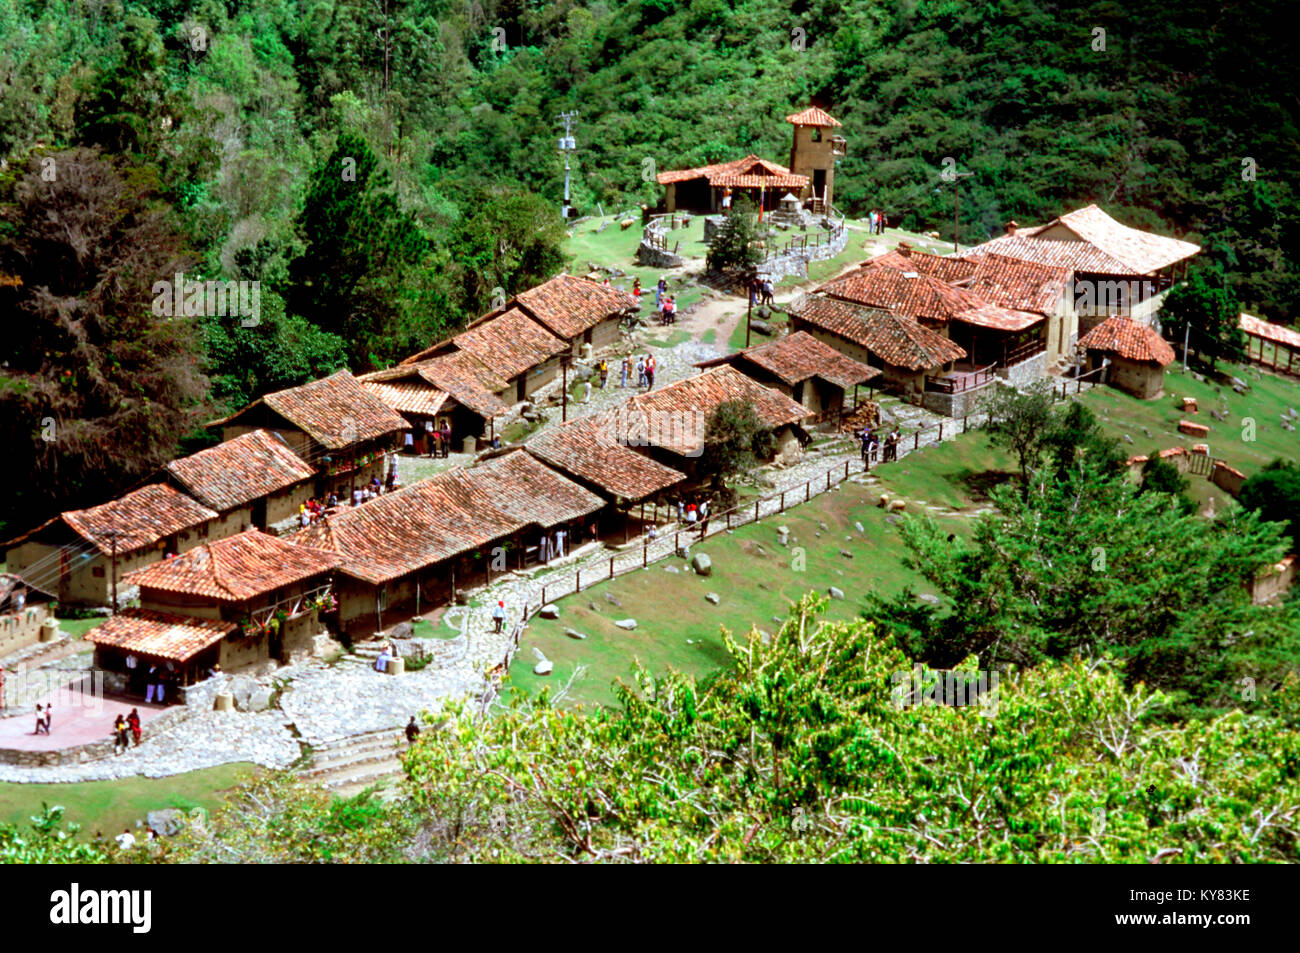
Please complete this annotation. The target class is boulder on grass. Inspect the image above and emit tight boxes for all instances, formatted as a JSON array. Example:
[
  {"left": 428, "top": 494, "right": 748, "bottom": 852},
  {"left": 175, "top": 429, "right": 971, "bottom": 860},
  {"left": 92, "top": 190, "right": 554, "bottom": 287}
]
[
  {"left": 615, "top": 619, "right": 638, "bottom": 630},
  {"left": 828, "top": 586, "right": 845, "bottom": 600},
  {"left": 539, "top": 603, "right": 560, "bottom": 619},
  {"left": 691, "top": 553, "right": 712, "bottom": 576}
]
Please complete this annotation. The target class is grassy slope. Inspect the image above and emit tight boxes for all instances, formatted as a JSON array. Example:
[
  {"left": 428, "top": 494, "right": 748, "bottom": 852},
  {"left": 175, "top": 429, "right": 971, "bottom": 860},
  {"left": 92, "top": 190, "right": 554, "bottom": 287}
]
[
  {"left": 0, "top": 763, "right": 259, "bottom": 838},
  {"left": 508, "top": 477, "right": 966, "bottom": 709}
]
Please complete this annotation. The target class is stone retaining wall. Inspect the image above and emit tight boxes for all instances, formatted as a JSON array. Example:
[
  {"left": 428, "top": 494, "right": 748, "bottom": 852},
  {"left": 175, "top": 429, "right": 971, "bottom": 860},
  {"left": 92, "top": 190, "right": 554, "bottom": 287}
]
[
  {"left": 997, "top": 352, "right": 1048, "bottom": 389},
  {"left": 638, "top": 215, "right": 684, "bottom": 268},
  {"left": 921, "top": 383, "right": 993, "bottom": 419},
  {"left": 755, "top": 219, "right": 848, "bottom": 281}
]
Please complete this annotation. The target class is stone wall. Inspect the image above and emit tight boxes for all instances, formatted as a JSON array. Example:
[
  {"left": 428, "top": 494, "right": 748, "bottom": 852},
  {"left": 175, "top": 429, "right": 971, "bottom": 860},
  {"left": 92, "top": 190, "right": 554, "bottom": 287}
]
[
  {"left": 755, "top": 219, "right": 848, "bottom": 282},
  {"left": 1251, "top": 554, "right": 1297, "bottom": 604},
  {"left": 921, "top": 383, "right": 993, "bottom": 419},
  {"left": 996, "top": 352, "right": 1048, "bottom": 389},
  {"left": 638, "top": 215, "right": 684, "bottom": 268}
]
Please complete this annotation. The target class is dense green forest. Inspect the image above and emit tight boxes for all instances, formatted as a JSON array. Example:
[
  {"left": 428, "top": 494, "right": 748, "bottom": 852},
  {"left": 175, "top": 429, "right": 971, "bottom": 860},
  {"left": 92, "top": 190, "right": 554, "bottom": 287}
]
[{"left": 1, "top": 0, "right": 1297, "bottom": 533}]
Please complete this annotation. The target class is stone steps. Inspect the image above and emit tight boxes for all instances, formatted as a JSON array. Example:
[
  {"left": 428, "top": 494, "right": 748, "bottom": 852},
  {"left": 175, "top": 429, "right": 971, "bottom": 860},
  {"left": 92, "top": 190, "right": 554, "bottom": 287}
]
[{"left": 296, "top": 727, "right": 408, "bottom": 796}]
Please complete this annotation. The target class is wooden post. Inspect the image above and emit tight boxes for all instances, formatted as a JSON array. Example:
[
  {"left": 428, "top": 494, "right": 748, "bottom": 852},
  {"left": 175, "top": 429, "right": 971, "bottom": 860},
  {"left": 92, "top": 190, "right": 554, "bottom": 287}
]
[
  {"left": 780, "top": 490, "right": 785, "bottom": 512},
  {"left": 643, "top": 537, "right": 648, "bottom": 568},
  {"left": 963, "top": 415, "right": 968, "bottom": 434},
  {"left": 938, "top": 422, "right": 943, "bottom": 441},
  {"left": 754, "top": 499, "right": 760, "bottom": 522},
  {"left": 806, "top": 482, "right": 810, "bottom": 502},
  {"left": 576, "top": 568, "right": 580, "bottom": 592},
  {"left": 541, "top": 584, "right": 545, "bottom": 605},
  {"left": 913, "top": 431, "right": 919, "bottom": 451},
  {"left": 610, "top": 556, "right": 615, "bottom": 580},
  {"left": 451, "top": 566, "right": 456, "bottom": 605}
]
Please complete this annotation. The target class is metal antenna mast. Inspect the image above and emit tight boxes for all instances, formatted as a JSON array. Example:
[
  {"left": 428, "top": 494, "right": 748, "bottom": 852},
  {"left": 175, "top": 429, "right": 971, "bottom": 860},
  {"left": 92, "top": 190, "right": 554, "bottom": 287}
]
[{"left": 557, "top": 111, "right": 578, "bottom": 220}]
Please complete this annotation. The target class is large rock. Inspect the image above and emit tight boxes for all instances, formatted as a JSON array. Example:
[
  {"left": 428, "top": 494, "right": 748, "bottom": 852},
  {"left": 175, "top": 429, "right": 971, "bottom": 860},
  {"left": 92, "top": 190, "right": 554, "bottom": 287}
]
[
  {"left": 146, "top": 809, "right": 186, "bottom": 837},
  {"left": 854, "top": 521, "right": 865, "bottom": 534},
  {"left": 389, "top": 621, "right": 414, "bottom": 641},
  {"left": 565, "top": 628, "right": 587, "bottom": 640},
  {"left": 246, "top": 687, "right": 273, "bottom": 712},
  {"left": 228, "top": 675, "right": 257, "bottom": 712},
  {"left": 750, "top": 320, "right": 773, "bottom": 336},
  {"left": 604, "top": 592, "right": 623, "bottom": 608},
  {"left": 917, "top": 593, "right": 942, "bottom": 606},
  {"left": 538, "top": 603, "right": 560, "bottom": 619},
  {"left": 391, "top": 638, "right": 430, "bottom": 661},
  {"left": 691, "top": 552, "right": 712, "bottom": 576},
  {"left": 828, "top": 586, "right": 845, "bottom": 600},
  {"left": 705, "top": 593, "right": 720, "bottom": 605},
  {"left": 615, "top": 619, "right": 638, "bottom": 630},
  {"left": 533, "top": 659, "right": 554, "bottom": 676}
]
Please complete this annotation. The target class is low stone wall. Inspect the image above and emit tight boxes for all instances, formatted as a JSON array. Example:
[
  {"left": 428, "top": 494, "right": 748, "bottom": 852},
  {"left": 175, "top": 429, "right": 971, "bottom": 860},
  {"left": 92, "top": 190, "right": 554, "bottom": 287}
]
[
  {"left": 756, "top": 219, "right": 848, "bottom": 282},
  {"left": 1251, "top": 554, "right": 1297, "bottom": 604},
  {"left": 996, "top": 352, "right": 1048, "bottom": 389},
  {"left": 0, "top": 705, "right": 189, "bottom": 767},
  {"left": 638, "top": 215, "right": 684, "bottom": 268},
  {"left": 1211, "top": 461, "right": 1247, "bottom": 496},
  {"left": 921, "top": 383, "right": 994, "bottom": 419}
]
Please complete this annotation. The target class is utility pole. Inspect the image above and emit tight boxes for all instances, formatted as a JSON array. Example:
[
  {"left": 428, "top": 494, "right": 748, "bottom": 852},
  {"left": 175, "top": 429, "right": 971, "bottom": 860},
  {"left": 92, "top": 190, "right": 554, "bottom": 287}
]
[
  {"left": 1183, "top": 321, "right": 1191, "bottom": 372},
  {"left": 104, "top": 531, "right": 122, "bottom": 615},
  {"left": 561, "top": 354, "right": 570, "bottom": 422},
  {"left": 556, "top": 111, "right": 578, "bottom": 220}
]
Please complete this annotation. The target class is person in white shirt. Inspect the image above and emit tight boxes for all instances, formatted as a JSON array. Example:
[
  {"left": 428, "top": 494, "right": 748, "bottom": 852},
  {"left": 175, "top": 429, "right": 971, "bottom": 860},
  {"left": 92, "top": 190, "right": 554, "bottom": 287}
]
[
  {"left": 115, "top": 829, "right": 136, "bottom": 850},
  {"left": 554, "top": 529, "right": 567, "bottom": 559}
]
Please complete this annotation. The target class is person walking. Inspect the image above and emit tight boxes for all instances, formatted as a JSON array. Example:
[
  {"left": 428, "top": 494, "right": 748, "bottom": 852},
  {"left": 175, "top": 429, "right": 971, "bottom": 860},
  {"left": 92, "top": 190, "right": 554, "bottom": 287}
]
[
  {"left": 698, "top": 498, "right": 710, "bottom": 538},
  {"left": 492, "top": 600, "right": 506, "bottom": 634},
  {"left": 128, "top": 708, "right": 142, "bottom": 746},
  {"left": 42, "top": 704, "right": 51, "bottom": 735},
  {"left": 555, "top": 527, "right": 567, "bottom": 559},
  {"left": 113, "top": 715, "right": 129, "bottom": 755},
  {"left": 144, "top": 665, "right": 158, "bottom": 704},
  {"left": 646, "top": 354, "right": 656, "bottom": 390},
  {"left": 761, "top": 278, "right": 775, "bottom": 307},
  {"left": 34, "top": 704, "right": 47, "bottom": 735},
  {"left": 620, "top": 355, "right": 629, "bottom": 388},
  {"left": 599, "top": 359, "right": 608, "bottom": 388},
  {"left": 636, "top": 357, "right": 647, "bottom": 388},
  {"left": 405, "top": 716, "right": 420, "bottom": 745}
]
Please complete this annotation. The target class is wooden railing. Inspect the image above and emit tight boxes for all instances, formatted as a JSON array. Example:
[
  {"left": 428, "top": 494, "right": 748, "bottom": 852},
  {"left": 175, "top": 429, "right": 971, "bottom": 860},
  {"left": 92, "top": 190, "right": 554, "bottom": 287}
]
[
  {"left": 927, "top": 364, "right": 996, "bottom": 394},
  {"left": 1002, "top": 338, "right": 1047, "bottom": 366}
]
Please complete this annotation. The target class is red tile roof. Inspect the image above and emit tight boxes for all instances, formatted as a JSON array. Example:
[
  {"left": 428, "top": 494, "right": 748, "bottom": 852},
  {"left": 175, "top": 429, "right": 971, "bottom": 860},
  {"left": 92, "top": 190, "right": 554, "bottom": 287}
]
[
  {"left": 819, "top": 260, "right": 989, "bottom": 324},
  {"left": 1026, "top": 204, "right": 1200, "bottom": 273},
  {"left": 126, "top": 529, "right": 338, "bottom": 602},
  {"left": 696, "top": 331, "right": 881, "bottom": 389},
  {"left": 359, "top": 379, "right": 449, "bottom": 417},
  {"left": 295, "top": 471, "right": 527, "bottom": 585},
  {"left": 790, "top": 294, "right": 967, "bottom": 371},
  {"left": 950, "top": 304, "right": 1045, "bottom": 333},
  {"left": 1078, "top": 316, "right": 1175, "bottom": 365},
  {"left": 620, "top": 366, "right": 810, "bottom": 456},
  {"left": 786, "top": 106, "right": 842, "bottom": 127},
  {"left": 526, "top": 417, "right": 686, "bottom": 502},
  {"left": 452, "top": 307, "right": 568, "bottom": 380},
  {"left": 1240, "top": 313, "right": 1300, "bottom": 350},
  {"left": 964, "top": 205, "right": 1199, "bottom": 275},
  {"left": 962, "top": 233, "right": 1129, "bottom": 273},
  {"left": 961, "top": 253, "right": 1069, "bottom": 315},
  {"left": 515, "top": 274, "right": 638, "bottom": 341},
  {"left": 84, "top": 608, "right": 237, "bottom": 663},
  {"left": 417, "top": 353, "right": 512, "bottom": 418},
  {"left": 167, "top": 429, "right": 314, "bottom": 512},
  {"left": 657, "top": 155, "right": 809, "bottom": 190},
  {"left": 469, "top": 450, "right": 605, "bottom": 527},
  {"left": 212, "top": 371, "right": 408, "bottom": 450},
  {"left": 57, "top": 484, "right": 218, "bottom": 556}
]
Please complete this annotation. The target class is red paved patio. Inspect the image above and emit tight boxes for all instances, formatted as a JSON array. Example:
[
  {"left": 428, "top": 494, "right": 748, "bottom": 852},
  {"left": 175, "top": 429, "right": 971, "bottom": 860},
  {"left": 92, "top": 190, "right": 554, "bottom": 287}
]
[{"left": 0, "top": 676, "right": 171, "bottom": 752}]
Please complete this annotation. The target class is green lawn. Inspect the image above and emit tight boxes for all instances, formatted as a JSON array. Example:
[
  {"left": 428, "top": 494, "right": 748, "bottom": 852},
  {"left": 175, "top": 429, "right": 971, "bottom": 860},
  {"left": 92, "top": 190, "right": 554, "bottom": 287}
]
[
  {"left": 507, "top": 477, "right": 966, "bottom": 709},
  {"left": 1078, "top": 360, "right": 1300, "bottom": 477},
  {"left": 55, "top": 617, "right": 103, "bottom": 641},
  {"left": 0, "top": 762, "right": 259, "bottom": 839},
  {"left": 869, "top": 430, "right": 1018, "bottom": 512}
]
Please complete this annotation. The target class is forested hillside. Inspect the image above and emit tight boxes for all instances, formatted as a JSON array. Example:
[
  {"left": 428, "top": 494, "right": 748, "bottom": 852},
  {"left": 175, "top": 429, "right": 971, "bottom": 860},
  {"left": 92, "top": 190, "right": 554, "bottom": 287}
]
[{"left": 1, "top": 0, "right": 1296, "bottom": 534}]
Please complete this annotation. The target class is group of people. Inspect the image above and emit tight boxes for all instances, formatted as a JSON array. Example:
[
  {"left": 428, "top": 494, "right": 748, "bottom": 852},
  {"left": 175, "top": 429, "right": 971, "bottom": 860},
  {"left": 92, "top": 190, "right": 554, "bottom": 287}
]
[
  {"left": 33, "top": 703, "right": 51, "bottom": 735},
  {"left": 856, "top": 426, "right": 901, "bottom": 464},
  {"left": 658, "top": 294, "right": 677, "bottom": 325},
  {"left": 409, "top": 420, "right": 453, "bottom": 458},
  {"left": 675, "top": 496, "right": 713, "bottom": 537},
  {"left": 112, "top": 708, "right": 143, "bottom": 753},
  {"left": 868, "top": 209, "right": 889, "bottom": 235},
  {"left": 748, "top": 276, "right": 776, "bottom": 308},
  {"left": 537, "top": 527, "right": 569, "bottom": 564},
  {"left": 618, "top": 353, "right": 656, "bottom": 390}
]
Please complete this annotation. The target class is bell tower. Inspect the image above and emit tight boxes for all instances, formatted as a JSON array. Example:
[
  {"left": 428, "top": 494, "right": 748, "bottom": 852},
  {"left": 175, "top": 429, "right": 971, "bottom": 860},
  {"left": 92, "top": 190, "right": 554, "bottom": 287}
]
[{"left": 786, "top": 106, "right": 846, "bottom": 212}]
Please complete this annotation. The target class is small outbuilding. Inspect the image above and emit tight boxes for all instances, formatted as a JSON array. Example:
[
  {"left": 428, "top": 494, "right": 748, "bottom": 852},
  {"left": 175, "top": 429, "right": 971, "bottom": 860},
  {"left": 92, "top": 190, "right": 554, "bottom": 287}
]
[{"left": 1077, "top": 316, "right": 1175, "bottom": 399}]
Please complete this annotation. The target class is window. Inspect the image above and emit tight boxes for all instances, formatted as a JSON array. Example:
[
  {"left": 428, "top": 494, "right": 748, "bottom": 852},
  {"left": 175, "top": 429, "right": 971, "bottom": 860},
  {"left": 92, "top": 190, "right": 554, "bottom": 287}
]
[
  {"left": 811, "top": 128, "right": 822, "bottom": 142},
  {"left": 92, "top": 566, "right": 105, "bottom": 578}
]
